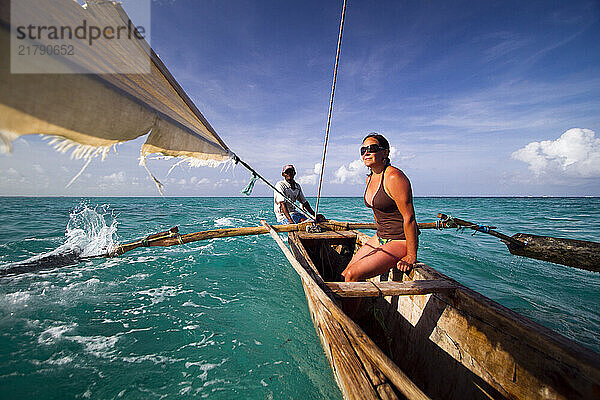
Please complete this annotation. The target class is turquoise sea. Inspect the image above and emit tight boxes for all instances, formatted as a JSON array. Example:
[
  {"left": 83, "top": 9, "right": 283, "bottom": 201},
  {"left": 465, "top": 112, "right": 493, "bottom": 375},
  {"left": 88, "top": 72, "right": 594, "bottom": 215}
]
[{"left": 1, "top": 197, "right": 599, "bottom": 399}]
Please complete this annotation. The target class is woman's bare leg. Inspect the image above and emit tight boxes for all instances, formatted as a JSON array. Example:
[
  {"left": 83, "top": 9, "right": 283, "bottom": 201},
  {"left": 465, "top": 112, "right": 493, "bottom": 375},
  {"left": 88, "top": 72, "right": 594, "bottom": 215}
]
[
  {"left": 343, "top": 237, "right": 407, "bottom": 282},
  {"left": 341, "top": 236, "right": 407, "bottom": 316}
]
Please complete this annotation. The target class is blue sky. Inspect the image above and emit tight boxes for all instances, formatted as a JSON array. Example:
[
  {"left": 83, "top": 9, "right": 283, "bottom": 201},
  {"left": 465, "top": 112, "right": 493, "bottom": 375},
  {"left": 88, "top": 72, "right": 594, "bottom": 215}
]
[{"left": 1, "top": 0, "right": 599, "bottom": 196}]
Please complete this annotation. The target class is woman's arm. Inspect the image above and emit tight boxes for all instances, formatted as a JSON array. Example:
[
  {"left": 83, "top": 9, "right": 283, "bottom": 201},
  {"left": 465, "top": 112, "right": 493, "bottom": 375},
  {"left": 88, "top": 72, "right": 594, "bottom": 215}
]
[{"left": 385, "top": 168, "right": 418, "bottom": 270}]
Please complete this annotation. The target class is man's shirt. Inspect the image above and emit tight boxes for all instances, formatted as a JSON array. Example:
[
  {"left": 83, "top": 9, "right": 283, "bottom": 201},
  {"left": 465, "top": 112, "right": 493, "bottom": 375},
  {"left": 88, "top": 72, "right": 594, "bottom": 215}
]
[{"left": 273, "top": 180, "right": 307, "bottom": 222}]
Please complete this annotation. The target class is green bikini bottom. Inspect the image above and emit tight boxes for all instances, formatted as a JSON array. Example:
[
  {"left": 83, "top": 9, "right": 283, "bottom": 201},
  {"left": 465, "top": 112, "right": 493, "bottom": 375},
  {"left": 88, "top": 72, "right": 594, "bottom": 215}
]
[{"left": 377, "top": 236, "right": 394, "bottom": 246}]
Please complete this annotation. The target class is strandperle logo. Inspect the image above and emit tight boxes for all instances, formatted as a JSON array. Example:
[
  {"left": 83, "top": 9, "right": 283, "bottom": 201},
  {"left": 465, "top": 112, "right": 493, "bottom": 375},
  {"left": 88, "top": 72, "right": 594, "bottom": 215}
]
[
  {"left": 11, "top": 0, "right": 151, "bottom": 74},
  {"left": 15, "top": 19, "right": 146, "bottom": 47}
]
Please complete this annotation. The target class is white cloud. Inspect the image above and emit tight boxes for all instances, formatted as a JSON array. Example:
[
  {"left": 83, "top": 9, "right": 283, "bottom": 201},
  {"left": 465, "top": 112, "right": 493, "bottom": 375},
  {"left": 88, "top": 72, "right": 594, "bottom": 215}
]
[
  {"left": 296, "top": 174, "right": 316, "bottom": 185},
  {"left": 5, "top": 167, "right": 19, "bottom": 176},
  {"left": 190, "top": 176, "right": 210, "bottom": 185},
  {"left": 296, "top": 163, "right": 322, "bottom": 185},
  {"left": 101, "top": 171, "right": 126, "bottom": 184},
  {"left": 333, "top": 159, "right": 368, "bottom": 184},
  {"left": 512, "top": 128, "right": 600, "bottom": 178}
]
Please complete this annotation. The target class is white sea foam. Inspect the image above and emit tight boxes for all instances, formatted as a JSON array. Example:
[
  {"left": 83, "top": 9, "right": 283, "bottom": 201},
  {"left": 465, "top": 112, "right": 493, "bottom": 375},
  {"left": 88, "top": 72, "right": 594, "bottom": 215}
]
[
  {"left": 1, "top": 204, "right": 118, "bottom": 273},
  {"left": 68, "top": 335, "right": 119, "bottom": 357},
  {"left": 63, "top": 278, "right": 100, "bottom": 291},
  {"left": 197, "top": 290, "right": 239, "bottom": 304},
  {"left": 182, "top": 301, "right": 202, "bottom": 308},
  {"left": 46, "top": 355, "right": 74, "bottom": 365},
  {"left": 4, "top": 291, "right": 31, "bottom": 305},
  {"left": 66, "top": 204, "right": 118, "bottom": 257},
  {"left": 184, "top": 358, "right": 228, "bottom": 381},
  {"left": 130, "top": 256, "right": 158, "bottom": 264},
  {"left": 125, "top": 273, "right": 150, "bottom": 280},
  {"left": 38, "top": 323, "right": 77, "bottom": 344},
  {"left": 122, "top": 354, "right": 183, "bottom": 364},
  {"left": 213, "top": 217, "right": 246, "bottom": 227},
  {"left": 137, "top": 286, "right": 187, "bottom": 305},
  {"left": 185, "top": 333, "right": 215, "bottom": 349}
]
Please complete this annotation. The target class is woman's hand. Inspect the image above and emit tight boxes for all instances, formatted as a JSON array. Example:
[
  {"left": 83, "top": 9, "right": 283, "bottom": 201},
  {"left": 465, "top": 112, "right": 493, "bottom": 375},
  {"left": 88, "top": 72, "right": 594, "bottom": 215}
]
[{"left": 396, "top": 253, "right": 416, "bottom": 271}]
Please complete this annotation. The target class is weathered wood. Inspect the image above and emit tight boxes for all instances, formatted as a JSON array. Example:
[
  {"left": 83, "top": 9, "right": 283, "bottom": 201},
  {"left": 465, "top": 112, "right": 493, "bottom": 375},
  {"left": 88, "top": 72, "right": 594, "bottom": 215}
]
[
  {"left": 304, "top": 285, "right": 380, "bottom": 400},
  {"left": 110, "top": 219, "right": 444, "bottom": 258},
  {"left": 326, "top": 279, "right": 456, "bottom": 297},
  {"left": 264, "top": 223, "right": 429, "bottom": 400},
  {"left": 296, "top": 231, "right": 358, "bottom": 240},
  {"left": 112, "top": 221, "right": 316, "bottom": 255},
  {"left": 327, "top": 220, "right": 442, "bottom": 231},
  {"left": 437, "top": 213, "right": 600, "bottom": 272},
  {"left": 507, "top": 233, "right": 600, "bottom": 272},
  {"left": 295, "top": 229, "right": 600, "bottom": 400},
  {"left": 293, "top": 238, "right": 399, "bottom": 400},
  {"left": 352, "top": 230, "right": 600, "bottom": 400}
]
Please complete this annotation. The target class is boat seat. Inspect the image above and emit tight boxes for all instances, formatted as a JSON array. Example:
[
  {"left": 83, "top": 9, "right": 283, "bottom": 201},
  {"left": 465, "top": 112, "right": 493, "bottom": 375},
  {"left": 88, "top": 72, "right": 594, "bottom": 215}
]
[{"left": 325, "top": 279, "right": 456, "bottom": 297}]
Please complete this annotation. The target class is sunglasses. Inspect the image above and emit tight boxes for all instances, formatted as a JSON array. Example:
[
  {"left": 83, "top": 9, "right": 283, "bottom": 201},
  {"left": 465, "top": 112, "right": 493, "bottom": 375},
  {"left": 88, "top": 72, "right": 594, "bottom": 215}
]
[{"left": 360, "top": 144, "right": 384, "bottom": 155}]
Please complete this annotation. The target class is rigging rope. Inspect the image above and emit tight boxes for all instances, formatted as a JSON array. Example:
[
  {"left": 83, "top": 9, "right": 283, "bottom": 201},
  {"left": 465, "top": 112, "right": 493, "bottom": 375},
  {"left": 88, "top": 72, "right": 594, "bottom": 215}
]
[{"left": 314, "top": 0, "right": 348, "bottom": 217}]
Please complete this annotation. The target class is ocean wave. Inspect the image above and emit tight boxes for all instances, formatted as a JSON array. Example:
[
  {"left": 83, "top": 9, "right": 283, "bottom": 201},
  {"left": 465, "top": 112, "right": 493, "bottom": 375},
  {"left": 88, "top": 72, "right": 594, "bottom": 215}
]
[{"left": 0, "top": 203, "right": 118, "bottom": 276}]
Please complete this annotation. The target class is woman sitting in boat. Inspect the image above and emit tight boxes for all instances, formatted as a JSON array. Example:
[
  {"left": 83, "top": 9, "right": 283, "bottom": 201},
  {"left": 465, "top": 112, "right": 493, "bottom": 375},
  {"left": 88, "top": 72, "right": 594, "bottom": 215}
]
[{"left": 342, "top": 133, "right": 419, "bottom": 282}]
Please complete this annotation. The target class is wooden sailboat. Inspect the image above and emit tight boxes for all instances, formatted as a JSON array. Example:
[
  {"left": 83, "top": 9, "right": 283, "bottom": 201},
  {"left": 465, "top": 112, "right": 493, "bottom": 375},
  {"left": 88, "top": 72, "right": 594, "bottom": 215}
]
[
  {"left": 2, "top": 2, "right": 599, "bottom": 398},
  {"left": 261, "top": 224, "right": 600, "bottom": 400}
]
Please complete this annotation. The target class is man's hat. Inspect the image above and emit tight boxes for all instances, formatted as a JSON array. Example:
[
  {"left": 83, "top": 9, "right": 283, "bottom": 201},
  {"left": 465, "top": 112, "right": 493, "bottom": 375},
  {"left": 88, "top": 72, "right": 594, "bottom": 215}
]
[{"left": 282, "top": 164, "right": 295, "bottom": 174}]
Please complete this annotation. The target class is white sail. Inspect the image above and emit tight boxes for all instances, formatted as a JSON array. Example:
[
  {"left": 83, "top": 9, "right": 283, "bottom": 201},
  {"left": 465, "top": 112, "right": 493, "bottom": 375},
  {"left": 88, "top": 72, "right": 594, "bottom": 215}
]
[{"left": 0, "top": 0, "right": 232, "bottom": 170}]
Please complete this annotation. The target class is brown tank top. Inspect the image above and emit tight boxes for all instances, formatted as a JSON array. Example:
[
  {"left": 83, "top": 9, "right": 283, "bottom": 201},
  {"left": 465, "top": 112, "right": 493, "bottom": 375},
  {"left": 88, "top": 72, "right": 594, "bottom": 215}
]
[{"left": 363, "top": 166, "right": 406, "bottom": 240}]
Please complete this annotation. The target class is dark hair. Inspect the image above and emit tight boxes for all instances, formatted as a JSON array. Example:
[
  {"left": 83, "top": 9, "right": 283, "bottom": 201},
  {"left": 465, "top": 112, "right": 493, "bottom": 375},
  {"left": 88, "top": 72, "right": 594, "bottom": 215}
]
[
  {"left": 363, "top": 133, "right": 391, "bottom": 173},
  {"left": 362, "top": 133, "right": 389, "bottom": 150}
]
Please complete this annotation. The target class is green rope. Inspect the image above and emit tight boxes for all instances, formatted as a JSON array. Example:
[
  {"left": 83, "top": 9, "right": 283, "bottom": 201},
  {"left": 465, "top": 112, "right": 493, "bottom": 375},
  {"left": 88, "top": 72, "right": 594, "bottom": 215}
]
[{"left": 241, "top": 172, "right": 259, "bottom": 196}]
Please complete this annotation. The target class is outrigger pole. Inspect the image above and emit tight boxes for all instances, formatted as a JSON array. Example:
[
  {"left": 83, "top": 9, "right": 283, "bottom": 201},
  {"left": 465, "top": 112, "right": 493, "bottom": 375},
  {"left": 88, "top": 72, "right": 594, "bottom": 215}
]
[
  {"left": 437, "top": 213, "right": 600, "bottom": 273},
  {"left": 107, "top": 213, "right": 600, "bottom": 273},
  {"left": 3, "top": 216, "right": 596, "bottom": 277}
]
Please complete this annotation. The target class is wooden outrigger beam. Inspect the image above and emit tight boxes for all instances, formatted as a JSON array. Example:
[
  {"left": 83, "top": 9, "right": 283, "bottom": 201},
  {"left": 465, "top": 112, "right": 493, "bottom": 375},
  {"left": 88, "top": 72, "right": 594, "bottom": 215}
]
[
  {"left": 108, "top": 220, "right": 442, "bottom": 257},
  {"left": 437, "top": 213, "right": 600, "bottom": 272}
]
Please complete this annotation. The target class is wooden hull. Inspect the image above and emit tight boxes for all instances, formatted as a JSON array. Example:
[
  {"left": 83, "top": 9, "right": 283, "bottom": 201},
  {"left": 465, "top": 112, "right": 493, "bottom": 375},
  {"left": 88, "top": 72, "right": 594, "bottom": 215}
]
[{"left": 288, "top": 230, "right": 600, "bottom": 400}]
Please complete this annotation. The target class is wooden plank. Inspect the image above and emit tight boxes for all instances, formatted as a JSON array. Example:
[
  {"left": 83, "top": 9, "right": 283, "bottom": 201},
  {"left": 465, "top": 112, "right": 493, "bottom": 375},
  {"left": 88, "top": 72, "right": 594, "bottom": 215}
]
[
  {"left": 326, "top": 279, "right": 456, "bottom": 297},
  {"left": 297, "top": 231, "right": 358, "bottom": 240},
  {"left": 377, "top": 383, "right": 399, "bottom": 400},
  {"left": 305, "top": 286, "right": 380, "bottom": 400},
  {"left": 265, "top": 222, "right": 429, "bottom": 400}
]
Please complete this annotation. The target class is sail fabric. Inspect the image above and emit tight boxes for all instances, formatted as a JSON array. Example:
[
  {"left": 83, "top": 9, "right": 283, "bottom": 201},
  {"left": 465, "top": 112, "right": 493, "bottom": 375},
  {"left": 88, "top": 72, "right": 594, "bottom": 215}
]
[{"left": 0, "top": 0, "right": 232, "bottom": 166}]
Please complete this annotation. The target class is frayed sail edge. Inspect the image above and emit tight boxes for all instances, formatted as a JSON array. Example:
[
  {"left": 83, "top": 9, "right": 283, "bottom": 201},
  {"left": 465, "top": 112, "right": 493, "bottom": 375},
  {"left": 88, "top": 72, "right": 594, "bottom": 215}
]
[
  {"left": 1, "top": 131, "right": 233, "bottom": 194},
  {"left": 139, "top": 155, "right": 165, "bottom": 196},
  {"left": 39, "top": 135, "right": 117, "bottom": 188},
  {"left": 0, "top": 130, "right": 19, "bottom": 153},
  {"left": 140, "top": 154, "right": 235, "bottom": 194},
  {"left": 41, "top": 135, "right": 114, "bottom": 161}
]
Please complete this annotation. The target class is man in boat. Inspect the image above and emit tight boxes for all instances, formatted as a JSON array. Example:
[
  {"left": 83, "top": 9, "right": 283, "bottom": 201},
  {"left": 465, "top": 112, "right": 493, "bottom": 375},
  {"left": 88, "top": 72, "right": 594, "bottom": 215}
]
[{"left": 274, "top": 164, "right": 317, "bottom": 224}]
